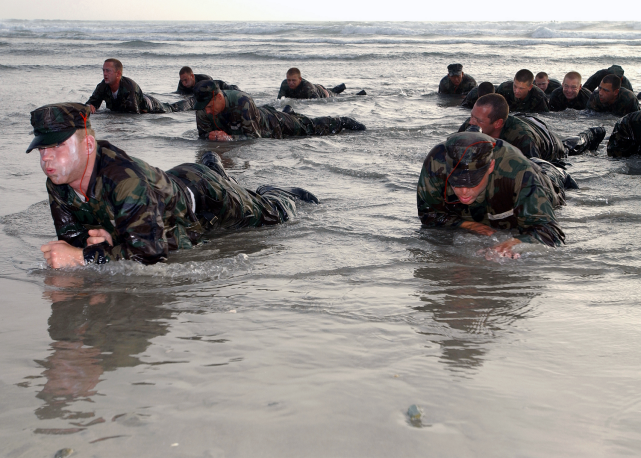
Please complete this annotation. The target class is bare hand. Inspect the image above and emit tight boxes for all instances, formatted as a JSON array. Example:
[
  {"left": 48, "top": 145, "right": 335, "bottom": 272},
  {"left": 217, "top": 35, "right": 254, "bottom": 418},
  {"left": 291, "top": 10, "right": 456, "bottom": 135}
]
[
  {"left": 89, "top": 105, "right": 96, "bottom": 114},
  {"left": 460, "top": 221, "right": 497, "bottom": 236},
  {"left": 41, "top": 240, "right": 85, "bottom": 268},
  {"left": 208, "top": 130, "right": 233, "bottom": 142},
  {"left": 478, "top": 238, "right": 522, "bottom": 261},
  {"left": 87, "top": 229, "right": 113, "bottom": 246}
]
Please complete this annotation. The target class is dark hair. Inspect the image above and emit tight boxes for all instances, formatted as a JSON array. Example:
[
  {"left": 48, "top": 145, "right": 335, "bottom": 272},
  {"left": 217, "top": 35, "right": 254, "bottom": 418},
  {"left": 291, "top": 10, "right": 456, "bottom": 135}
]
[
  {"left": 476, "top": 94, "right": 509, "bottom": 123},
  {"left": 179, "top": 66, "right": 193, "bottom": 76},
  {"left": 535, "top": 72, "right": 548, "bottom": 80},
  {"left": 287, "top": 67, "right": 301, "bottom": 77},
  {"left": 514, "top": 69, "right": 534, "bottom": 85},
  {"left": 104, "top": 58, "right": 123, "bottom": 73},
  {"left": 602, "top": 74, "right": 621, "bottom": 91},
  {"left": 478, "top": 82, "right": 495, "bottom": 97}
]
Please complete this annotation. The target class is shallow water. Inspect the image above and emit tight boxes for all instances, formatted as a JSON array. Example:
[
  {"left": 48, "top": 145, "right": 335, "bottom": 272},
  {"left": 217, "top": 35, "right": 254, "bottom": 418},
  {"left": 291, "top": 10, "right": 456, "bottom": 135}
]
[{"left": 1, "top": 20, "right": 641, "bottom": 457}]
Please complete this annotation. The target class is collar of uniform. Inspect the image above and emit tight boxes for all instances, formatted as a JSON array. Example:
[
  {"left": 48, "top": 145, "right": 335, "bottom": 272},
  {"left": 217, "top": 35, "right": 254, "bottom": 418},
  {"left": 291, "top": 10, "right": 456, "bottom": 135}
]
[{"left": 85, "top": 142, "right": 105, "bottom": 201}]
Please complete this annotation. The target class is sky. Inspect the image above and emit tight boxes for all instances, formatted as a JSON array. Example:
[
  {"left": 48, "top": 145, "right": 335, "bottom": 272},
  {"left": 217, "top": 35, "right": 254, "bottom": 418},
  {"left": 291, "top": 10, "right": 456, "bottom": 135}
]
[{"left": 3, "top": 0, "right": 641, "bottom": 22}]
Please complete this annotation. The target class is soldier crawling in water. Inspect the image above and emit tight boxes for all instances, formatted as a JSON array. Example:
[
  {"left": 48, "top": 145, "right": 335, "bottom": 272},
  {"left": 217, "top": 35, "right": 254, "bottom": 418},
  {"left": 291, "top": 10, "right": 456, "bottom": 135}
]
[
  {"left": 438, "top": 63, "right": 477, "bottom": 95},
  {"left": 194, "top": 80, "right": 365, "bottom": 141},
  {"left": 30, "top": 103, "right": 318, "bottom": 268},
  {"left": 175, "top": 66, "right": 240, "bottom": 95},
  {"left": 86, "top": 58, "right": 192, "bottom": 114},
  {"left": 277, "top": 67, "right": 347, "bottom": 99}
]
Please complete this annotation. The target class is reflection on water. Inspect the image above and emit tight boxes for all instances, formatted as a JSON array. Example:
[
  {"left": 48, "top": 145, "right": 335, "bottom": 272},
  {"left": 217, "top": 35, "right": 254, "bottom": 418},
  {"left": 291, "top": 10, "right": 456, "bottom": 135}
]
[
  {"left": 33, "top": 274, "right": 176, "bottom": 429},
  {"left": 413, "top": 261, "right": 538, "bottom": 372}
]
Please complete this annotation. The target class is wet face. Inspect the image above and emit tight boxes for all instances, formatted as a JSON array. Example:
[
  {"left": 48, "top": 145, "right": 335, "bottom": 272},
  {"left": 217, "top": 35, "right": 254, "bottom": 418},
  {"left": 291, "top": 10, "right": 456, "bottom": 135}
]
[
  {"left": 598, "top": 82, "right": 618, "bottom": 105},
  {"left": 180, "top": 72, "right": 196, "bottom": 89},
  {"left": 534, "top": 76, "right": 549, "bottom": 92},
  {"left": 287, "top": 74, "right": 302, "bottom": 90},
  {"left": 39, "top": 135, "right": 85, "bottom": 185},
  {"left": 448, "top": 73, "right": 463, "bottom": 86},
  {"left": 513, "top": 79, "right": 533, "bottom": 100},
  {"left": 562, "top": 77, "right": 582, "bottom": 100},
  {"left": 204, "top": 93, "right": 225, "bottom": 116},
  {"left": 469, "top": 104, "right": 503, "bottom": 138},
  {"left": 102, "top": 62, "right": 121, "bottom": 86},
  {"left": 452, "top": 160, "right": 495, "bottom": 205}
]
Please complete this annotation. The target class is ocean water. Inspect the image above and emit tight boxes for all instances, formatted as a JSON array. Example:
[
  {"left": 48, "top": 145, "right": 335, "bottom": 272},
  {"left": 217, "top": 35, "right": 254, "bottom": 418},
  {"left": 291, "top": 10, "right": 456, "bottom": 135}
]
[{"left": 1, "top": 20, "right": 641, "bottom": 457}]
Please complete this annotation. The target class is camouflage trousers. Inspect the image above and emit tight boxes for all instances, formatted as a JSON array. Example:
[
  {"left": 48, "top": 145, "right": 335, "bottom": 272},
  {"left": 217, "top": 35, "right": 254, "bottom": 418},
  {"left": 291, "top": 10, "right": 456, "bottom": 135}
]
[
  {"left": 167, "top": 163, "right": 297, "bottom": 233},
  {"left": 144, "top": 95, "right": 194, "bottom": 114},
  {"left": 262, "top": 106, "right": 357, "bottom": 137}
]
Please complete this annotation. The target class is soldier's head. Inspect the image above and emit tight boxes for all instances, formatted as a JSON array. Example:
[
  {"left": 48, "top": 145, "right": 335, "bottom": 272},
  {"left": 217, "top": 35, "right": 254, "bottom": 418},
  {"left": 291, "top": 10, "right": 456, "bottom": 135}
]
[
  {"left": 193, "top": 80, "right": 225, "bottom": 115},
  {"left": 447, "top": 63, "right": 464, "bottom": 86},
  {"left": 470, "top": 94, "right": 509, "bottom": 139},
  {"left": 179, "top": 66, "right": 196, "bottom": 89},
  {"left": 598, "top": 74, "right": 621, "bottom": 105},
  {"left": 286, "top": 68, "right": 302, "bottom": 90},
  {"left": 27, "top": 103, "right": 97, "bottom": 186},
  {"left": 562, "top": 71, "right": 582, "bottom": 100},
  {"left": 513, "top": 69, "right": 535, "bottom": 100},
  {"left": 477, "top": 82, "right": 495, "bottom": 98},
  {"left": 444, "top": 132, "right": 496, "bottom": 205},
  {"left": 103, "top": 58, "right": 123, "bottom": 86},
  {"left": 534, "top": 72, "right": 550, "bottom": 92},
  {"left": 607, "top": 65, "right": 624, "bottom": 78}
]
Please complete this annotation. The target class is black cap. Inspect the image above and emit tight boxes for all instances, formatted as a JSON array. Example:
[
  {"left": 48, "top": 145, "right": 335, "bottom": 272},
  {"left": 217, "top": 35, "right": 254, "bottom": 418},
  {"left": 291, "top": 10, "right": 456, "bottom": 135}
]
[
  {"left": 27, "top": 102, "right": 91, "bottom": 153},
  {"left": 448, "top": 63, "right": 463, "bottom": 76},
  {"left": 445, "top": 132, "right": 496, "bottom": 188},
  {"left": 193, "top": 80, "right": 219, "bottom": 110}
]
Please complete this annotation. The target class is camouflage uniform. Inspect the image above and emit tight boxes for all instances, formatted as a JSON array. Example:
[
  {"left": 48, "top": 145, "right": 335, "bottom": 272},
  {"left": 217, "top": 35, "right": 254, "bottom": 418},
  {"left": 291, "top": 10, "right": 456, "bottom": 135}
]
[
  {"left": 416, "top": 136, "right": 566, "bottom": 246},
  {"left": 438, "top": 74, "right": 477, "bottom": 95},
  {"left": 548, "top": 86, "right": 592, "bottom": 111},
  {"left": 607, "top": 111, "right": 641, "bottom": 157},
  {"left": 86, "top": 76, "right": 191, "bottom": 114},
  {"left": 496, "top": 81, "right": 550, "bottom": 113},
  {"left": 541, "top": 78, "right": 561, "bottom": 96},
  {"left": 196, "top": 90, "right": 361, "bottom": 139},
  {"left": 459, "top": 114, "right": 566, "bottom": 163},
  {"left": 583, "top": 66, "right": 634, "bottom": 93},
  {"left": 587, "top": 87, "right": 640, "bottom": 117},
  {"left": 176, "top": 74, "right": 240, "bottom": 95},
  {"left": 277, "top": 78, "right": 331, "bottom": 99},
  {"left": 47, "top": 141, "right": 298, "bottom": 265},
  {"left": 460, "top": 84, "right": 498, "bottom": 109}
]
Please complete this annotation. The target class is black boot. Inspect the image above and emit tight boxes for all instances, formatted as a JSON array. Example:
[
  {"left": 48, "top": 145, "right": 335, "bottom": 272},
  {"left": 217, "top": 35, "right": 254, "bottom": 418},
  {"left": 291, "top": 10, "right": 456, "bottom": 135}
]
[
  {"left": 199, "top": 152, "right": 237, "bottom": 183},
  {"left": 256, "top": 185, "right": 319, "bottom": 204},
  {"left": 340, "top": 117, "right": 366, "bottom": 131},
  {"left": 282, "top": 105, "right": 295, "bottom": 115},
  {"left": 331, "top": 83, "right": 346, "bottom": 94},
  {"left": 356, "top": 90, "right": 367, "bottom": 96},
  {"left": 587, "top": 127, "right": 606, "bottom": 151}
]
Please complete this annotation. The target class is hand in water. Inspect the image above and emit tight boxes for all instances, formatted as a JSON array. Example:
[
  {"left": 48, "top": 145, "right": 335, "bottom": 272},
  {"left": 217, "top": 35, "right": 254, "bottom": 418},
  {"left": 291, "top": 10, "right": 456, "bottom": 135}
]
[
  {"left": 478, "top": 238, "right": 522, "bottom": 261},
  {"left": 208, "top": 130, "right": 233, "bottom": 142},
  {"left": 41, "top": 240, "right": 85, "bottom": 268},
  {"left": 87, "top": 229, "right": 113, "bottom": 246}
]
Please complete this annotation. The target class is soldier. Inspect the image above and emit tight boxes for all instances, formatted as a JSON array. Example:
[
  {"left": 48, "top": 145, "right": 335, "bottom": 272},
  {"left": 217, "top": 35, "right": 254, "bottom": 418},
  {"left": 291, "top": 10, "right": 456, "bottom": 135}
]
[
  {"left": 416, "top": 131, "right": 570, "bottom": 259},
  {"left": 86, "top": 59, "right": 192, "bottom": 114},
  {"left": 587, "top": 74, "right": 640, "bottom": 117},
  {"left": 534, "top": 72, "right": 561, "bottom": 97},
  {"left": 277, "top": 67, "right": 346, "bottom": 99},
  {"left": 194, "top": 80, "right": 365, "bottom": 141},
  {"left": 30, "top": 103, "right": 318, "bottom": 268},
  {"left": 549, "top": 71, "right": 592, "bottom": 111},
  {"left": 461, "top": 82, "right": 496, "bottom": 109},
  {"left": 496, "top": 69, "right": 549, "bottom": 113},
  {"left": 438, "top": 63, "right": 477, "bottom": 95},
  {"left": 458, "top": 94, "right": 605, "bottom": 164},
  {"left": 176, "top": 66, "right": 240, "bottom": 95},
  {"left": 607, "top": 111, "right": 641, "bottom": 157},
  {"left": 583, "top": 65, "right": 634, "bottom": 93}
]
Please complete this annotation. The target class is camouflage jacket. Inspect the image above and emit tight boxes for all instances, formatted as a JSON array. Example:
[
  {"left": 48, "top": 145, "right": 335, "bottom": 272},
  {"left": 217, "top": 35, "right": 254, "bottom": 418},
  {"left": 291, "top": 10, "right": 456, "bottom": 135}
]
[
  {"left": 459, "top": 114, "right": 565, "bottom": 163},
  {"left": 438, "top": 74, "right": 477, "bottom": 95},
  {"left": 416, "top": 140, "right": 565, "bottom": 246},
  {"left": 548, "top": 86, "right": 592, "bottom": 111},
  {"left": 86, "top": 76, "right": 148, "bottom": 114},
  {"left": 607, "top": 111, "right": 641, "bottom": 157},
  {"left": 176, "top": 74, "right": 240, "bottom": 95},
  {"left": 542, "top": 78, "right": 562, "bottom": 96},
  {"left": 47, "top": 141, "right": 292, "bottom": 264},
  {"left": 460, "top": 84, "right": 498, "bottom": 109},
  {"left": 587, "top": 87, "right": 640, "bottom": 117},
  {"left": 277, "top": 78, "right": 329, "bottom": 99},
  {"left": 496, "top": 81, "right": 550, "bottom": 113},
  {"left": 584, "top": 68, "right": 634, "bottom": 93},
  {"left": 196, "top": 90, "right": 343, "bottom": 139}
]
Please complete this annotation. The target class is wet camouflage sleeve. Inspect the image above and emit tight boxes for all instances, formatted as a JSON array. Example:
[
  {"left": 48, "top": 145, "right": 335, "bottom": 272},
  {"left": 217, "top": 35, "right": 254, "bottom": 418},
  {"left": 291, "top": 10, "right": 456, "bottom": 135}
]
[
  {"left": 588, "top": 88, "right": 640, "bottom": 117},
  {"left": 85, "top": 77, "right": 145, "bottom": 113},
  {"left": 607, "top": 111, "right": 641, "bottom": 157},
  {"left": 277, "top": 80, "right": 289, "bottom": 99},
  {"left": 417, "top": 142, "right": 564, "bottom": 246}
]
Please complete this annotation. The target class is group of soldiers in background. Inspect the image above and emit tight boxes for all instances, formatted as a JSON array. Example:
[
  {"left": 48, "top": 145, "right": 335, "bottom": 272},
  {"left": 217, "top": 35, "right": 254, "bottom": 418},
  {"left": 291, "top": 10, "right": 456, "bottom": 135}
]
[{"left": 29, "top": 58, "right": 641, "bottom": 268}]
